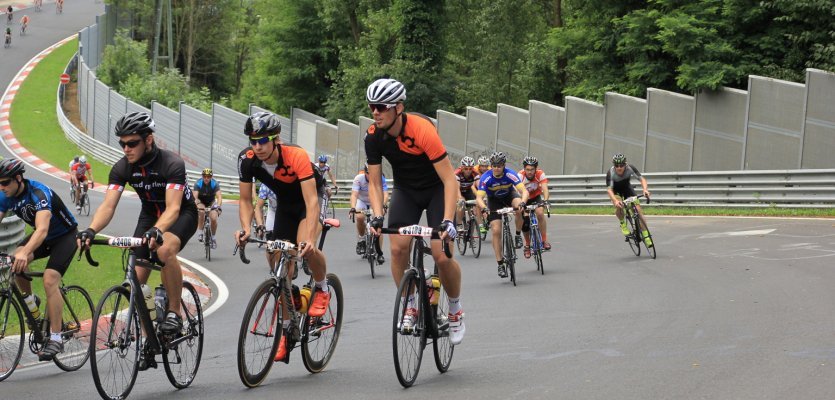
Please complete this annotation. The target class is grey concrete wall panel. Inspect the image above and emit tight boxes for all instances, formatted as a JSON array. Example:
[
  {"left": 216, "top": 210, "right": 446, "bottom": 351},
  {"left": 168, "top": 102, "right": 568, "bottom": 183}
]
[
  {"left": 603, "top": 93, "right": 647, "bottom": 171},
  {"left": 93, "top": 81, "right": 110, "bottom": 143},
  {"left": 802, "top": 69, "right": 835, "bottom": 168},
  {"left": 693, "top": 87, "right": 747, "bottom": 171},
  {"left": 108, "top": 91, "right": 128, "bottom": 148},
  {"left": 437, "top": 110, "right": 467, "bottom": 163},
  {"left": 85, "top": 71, "right": 96, "bottom": 137},
  {"left": 496, "top": 104, "right": 530, "bottom": 168},
  {"left": 337, "top": 120, "right": 360, "bottom": 180},
  {"left": 179, "top": 105, "right": 212, "bottom": 171},
  {"left": 315, "top": 121, "right": 339, "bottom": 167},
  {"left": 292, "top": 108, "right": 326, "bottom": 145},
  {"left": 87, "top": 24, "right": 100, "bottom": 69},
  {"left": 211, "top": 104, "right": 248, "bottom": 176},
  {"left": 645, "top": 89, "right": 695, "bottom": 172},
  {"left": 249, "top": 105, "right": 290, "bottom": 144},
  {"left": 745, "top": 76, "right": 804, "bottom": 170},
  {"left": 78, "top": 63, "right": 89, "bottom": 130},
  {"left": 358, "top": 116, "right": 393, "bottom": 179},
  {"left": 564, "top": 97, "right": 604, "bottom": 174},
  {"left": 465, "top": 107, "right": 497, "bottom": 157},
  {"left": 296, "top": 119, "right": 317, "bottom": 161},
  {"left": 528, "top": 100, "right": 565, "bottom": 175},
  {"left": 149, "top": 102, "right": 179, "bottom": 155}
]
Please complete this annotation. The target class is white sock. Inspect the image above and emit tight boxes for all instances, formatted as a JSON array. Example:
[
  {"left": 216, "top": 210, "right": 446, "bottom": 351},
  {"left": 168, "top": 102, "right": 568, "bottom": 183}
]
[
  {"left": 448, "top": 297, "right": 462, "bottom": 314},
  {"left": 51, "top": 332, "right": 62, "bottom": 342},
  {"left": 316, "top": 280, "right": 327, "bottom": 290}
]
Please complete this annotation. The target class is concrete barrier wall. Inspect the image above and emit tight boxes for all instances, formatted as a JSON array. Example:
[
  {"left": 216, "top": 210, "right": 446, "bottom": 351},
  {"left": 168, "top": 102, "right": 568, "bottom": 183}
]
[
  {"left": 437, "top": 110, "right": 467, "bottom": 164},
  {"left": 801, "top": 69, "right": 835, "bottom": 169},
  {"left": 564, "top": 97, "right": 604, "bottom": 174},
  {"left": 693, "top": 87, "right": 747, "bottom": 171},
  {"left": 745, "top": 76, "right": 805, "bottom": 170},
  {"left": 465, "top": 107, "right": 497, "bottom": 157},
  {"left": 603, "top": 93, "right": 647, "bottom": 171},
  {"left": 337, "top": 119, "right": 360, "bottom": 180},
  {"left": 645, "top": 89, "right": 695, "bottom": 172},
  {"left": 496, "top": 103, "right": 529, "bottom": 168},
  {"left": 528, "top": 100, "right": 565, "bottom": 174}
]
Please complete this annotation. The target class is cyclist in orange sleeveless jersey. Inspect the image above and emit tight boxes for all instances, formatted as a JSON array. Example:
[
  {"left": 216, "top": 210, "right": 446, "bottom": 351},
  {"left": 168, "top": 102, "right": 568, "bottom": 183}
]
[{"left": 517, "top": 155, "right": 551, "bottom": 258}]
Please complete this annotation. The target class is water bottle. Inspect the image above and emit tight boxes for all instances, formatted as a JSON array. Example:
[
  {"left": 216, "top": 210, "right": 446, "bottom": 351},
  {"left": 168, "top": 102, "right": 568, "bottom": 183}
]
[
  {"left": 298, "top": 285, "right": 312, "bottom": 313},
  {"left": 141, "top": 285, "right": 155, "bottom": 322},
  {"left": 154, "top": 286, "right": 167, "bottom": 323},
  {"left": 429, "top": 274, "right": 441, "bottom": 305},
  {"left": 24, "top": 293, "right": 41, "bottom": 320}
]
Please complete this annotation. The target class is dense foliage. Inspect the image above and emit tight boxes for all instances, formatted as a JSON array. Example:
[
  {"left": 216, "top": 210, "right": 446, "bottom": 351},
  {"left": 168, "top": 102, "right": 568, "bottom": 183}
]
[{"left": 102, "top": 0, "right": 835, "bottom": 121}]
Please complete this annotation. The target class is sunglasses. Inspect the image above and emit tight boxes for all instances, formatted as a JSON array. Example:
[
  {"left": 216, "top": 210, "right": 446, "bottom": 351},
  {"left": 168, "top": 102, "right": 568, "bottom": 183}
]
[
  {"left": 249, "top": 135, "right": 276, "bottom": 146},
  {"left": 0, "top": 179, "right": 13, "bottom": 187},
  {"left": 368, "top": 103, "right": 396, "bottom": 113},
  {"left": 491, "top": 163, "right": 505, "bottom": 168},
  {"left": 118, "top": 139, "right": 143, "bottom": 149},
  {"left": 614, "top": 164, "right": 626, "bottom": 168}
]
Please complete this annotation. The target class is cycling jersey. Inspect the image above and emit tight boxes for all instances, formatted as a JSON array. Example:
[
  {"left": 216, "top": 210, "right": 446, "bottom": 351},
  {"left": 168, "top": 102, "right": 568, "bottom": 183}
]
[
  {"left": 454, "top": 167, "right": 478, "bottom": 196},
  {"left": 365, "top": 112, "right": 448, "bottom": 190},
  {"left": 519, "top": 169, "right": 548, "bottom": 199},
  {"left": 316, "top": 163, "right": 331, "bottom": 175},
  {"left": 72, "top": 162, "right": 91, "bottom": 179},
  {"left": 0, "top": 179, "right": 77, "bottom": 241},
  {"left": 107, "top": 146, "right": 197, "bottom": 217},
  {"left": 237, "top": 143, "right": 323, "bottom": 205},
  {"left": 477, "top": 168, "right": 522, "bottom": 199},
  {"left": 606, "top": 164, "right": 642, "bottom": 197},
  {"left": 351, "top": 172, "right": 388, "bottom": 205},
  {"left": 193, "top": 178, "right": 220, "bottom": 206},
  {"left": 257, "top": 183, "right": 277, "bottom": 212}
]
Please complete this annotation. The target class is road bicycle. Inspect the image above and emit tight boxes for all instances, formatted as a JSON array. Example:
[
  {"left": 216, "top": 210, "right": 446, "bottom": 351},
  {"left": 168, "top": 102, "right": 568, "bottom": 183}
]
[
  {"left": 4, "top": 33, "right": 10, "bottom": 48},
  {"left": 350, "top": 209, "right": 383, "bottom": 279},
  {"left": 55, "top": 1, "right": 62, "bottom": 14},
  {"left": 455, "top": 200, "right": 481, "bottom": 258},
  {"left": 199, "top": 205, "right": 218, "bottom": 261},
  {"left": 622, "top": 195, "right": 656, "bottom": 259},
  {"left": 19, "top": 23, "right": 26, "bottom": 36},
  {"left": 0, "top": 253, "right": 93, "bottom": 381},
  {"left": 34, "top": 0, "right": 42, "bottom": 12},
  {"left": 75, "top": 181, "right": 91, "bottom": 216},
  {"left": 84, "top": 237, "right": 204, "bottom": 400},
  {"left": 495, "top": 207, "right": 519, "bottom": 286},
  {"left": 379, "top": 225, "right": 453, "bottom": 387},
  {"left": 523, "top": 201, "right": 550, "bottom": 275},
  {"left": 235, "top": 218, "right": 344, "bottom": 387},
  {"left": 319, "top": 186, "right": 337, "bottom": 221}
]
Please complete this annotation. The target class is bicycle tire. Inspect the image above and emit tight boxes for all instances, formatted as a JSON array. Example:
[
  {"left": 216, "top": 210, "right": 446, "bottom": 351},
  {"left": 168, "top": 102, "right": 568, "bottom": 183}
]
[
  {"left": 301, "top": 273, "right": 343, "bottom": 373},
  {"left": 90, "top": 285, "right": 140, "bottom": 400},
  {"left": 642, "top": 225, "right": 657, "bottom": 259},
  {"left": 625, "top": 209, "right": 641, "bottom": 256},
  {"left": 53, "top": 285, "right": 93, "bottom": 371},
  {"left": 0, "top": 295, "right": 24, "bottom": 382},
  {"left": 431, "top": 281, "right": 453, "bottom": 373},
  {"left": 237, "top": 279, "right": 281, "bottom": 388},
  {"left": 456, "top": 214, "right": 468, "bottom": 255},
  {"left": 70, "top": 188, "right": 76, "bottom": 204},
  {"left": 470, "top": 218, "right": 481, "bottom": 258},
  {"left": 367, "top": 235, "right": 376, "bottom": 279},
  {"left": 504, "top": 221, "right": 517, "bottom": 286},
  {"left": 163, "top": 281, "right": 204, "bottom": 389},
  {"left": 392, "top": 269, "right": 426, "bottom": 387},
  {"left": 82, "top": 194, "right": 90, "bottom": 216},
  {"left": 204, "top": 223, "right": 211, "bottom": 261},
  {"left": 531, "top": 226, "right": 544, "bottom": 275}
]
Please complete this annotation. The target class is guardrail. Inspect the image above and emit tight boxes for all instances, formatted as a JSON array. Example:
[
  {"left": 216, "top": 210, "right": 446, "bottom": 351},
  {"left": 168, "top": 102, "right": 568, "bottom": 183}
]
[{"left": 58, "top": 54, "right": 835, "bottom": 208}]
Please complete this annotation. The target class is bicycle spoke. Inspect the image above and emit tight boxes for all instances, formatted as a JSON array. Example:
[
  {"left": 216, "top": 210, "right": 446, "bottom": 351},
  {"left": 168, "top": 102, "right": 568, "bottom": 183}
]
[
  {"left": 0, "top": 296, "right": 24, "bottom": 382},
  {"left": 90, "top": 285, "right": 139, "bottom": 400},
  {"left": 53, "top": 286, "right": 93, "bottom": 371},
  {"left": 237, "top": 280, "right": 280, "bottom": 388},
  {"left": 302, "top": 274, "right": 343, "bottom": 373},
  {"left": 163, "top": 282, "right": 203, "bottom": 388},
  {"left": 392, "top": 270, "right": 425, "bottom": 387}
]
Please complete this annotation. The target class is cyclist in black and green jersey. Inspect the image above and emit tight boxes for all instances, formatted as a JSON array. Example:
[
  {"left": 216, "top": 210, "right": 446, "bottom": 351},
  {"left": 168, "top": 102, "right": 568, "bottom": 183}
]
[{"left": 605, "top": 153, "right": 652, "bottom": 247}]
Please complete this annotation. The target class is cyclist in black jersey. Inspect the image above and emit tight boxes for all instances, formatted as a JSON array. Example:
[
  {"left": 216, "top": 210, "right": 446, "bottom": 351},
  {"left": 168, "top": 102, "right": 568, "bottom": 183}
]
[
  {"left": 606, "top": 153, "right": 652, "bottom": 246},
  {"left": 77, "top": 112, "right": 198, "bottom": 335},
  {"left": 0, "top": 158, "right": 78, "bottom": 360},
  {"left": 194, "top": 167, "right": 222, "bottom": 248}
]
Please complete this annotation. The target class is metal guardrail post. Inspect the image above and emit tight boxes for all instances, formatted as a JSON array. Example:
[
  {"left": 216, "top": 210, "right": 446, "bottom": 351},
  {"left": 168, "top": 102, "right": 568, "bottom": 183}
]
[{"left": 0, "top": 216, "right": 25, "bottom": 254}]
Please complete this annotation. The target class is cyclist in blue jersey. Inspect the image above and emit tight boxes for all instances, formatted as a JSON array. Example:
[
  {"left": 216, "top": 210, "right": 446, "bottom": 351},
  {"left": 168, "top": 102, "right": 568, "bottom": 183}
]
[
  {"left": 194, "top": 168, "right": 222, "bottom": 248},
  {"left": 0, "top": 158, "right": 78, "bottom": 361},
  {"left": 254, "top": 183, "right": 277, "bottom": 240},
  {"left": 316, "top": 155, "right": 339, "bottom": 196},
  {"left": 475, "top": 152, "right": 528, "bottom": 278}
]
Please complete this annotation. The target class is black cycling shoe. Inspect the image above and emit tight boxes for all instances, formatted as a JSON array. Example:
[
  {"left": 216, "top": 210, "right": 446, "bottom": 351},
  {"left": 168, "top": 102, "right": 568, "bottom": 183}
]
[
  {"left": 38, "top": 340, "right": 64, "bottom": 361},
  {"left": 497, "top": 263, "right": 508, "bottom": 278},
  {"left": 376, "top": 253, "right": 385, "bottom": 265},
  {"left": 514, "top": 234, "right": 523, "bottom": 249},
  {"left": 356, "top": 241, "right": 366, "bottom": 256},
  {"left": 159, "top": 311, "right": 182, "bottom": 335}
]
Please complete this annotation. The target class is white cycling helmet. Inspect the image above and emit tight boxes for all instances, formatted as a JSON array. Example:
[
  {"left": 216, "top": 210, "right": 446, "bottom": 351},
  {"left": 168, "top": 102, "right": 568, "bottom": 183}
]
[
  {"left": 460, "top": 156, "right": 475, "bottom": 167},
  {"left": 79, "top": 155, "right": 87, "bottom": 164},
  {"left": 366, "top": 78, "right": 406, "bottom": 105}
]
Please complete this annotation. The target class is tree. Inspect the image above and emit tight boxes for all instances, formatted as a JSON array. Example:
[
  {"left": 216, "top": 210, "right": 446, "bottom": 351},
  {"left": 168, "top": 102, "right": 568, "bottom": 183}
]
[{"left": 97, "top": 30, "right": 150, "bottom": 91}]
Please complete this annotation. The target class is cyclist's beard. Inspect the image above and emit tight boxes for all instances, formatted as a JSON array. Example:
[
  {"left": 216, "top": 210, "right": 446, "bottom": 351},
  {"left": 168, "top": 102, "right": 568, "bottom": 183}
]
[
  {"left": 136, "top": 142, "right": 160, "bottom": 167},
  {"left": 377, "top": 112, "right": 402, "bottom": 136}
]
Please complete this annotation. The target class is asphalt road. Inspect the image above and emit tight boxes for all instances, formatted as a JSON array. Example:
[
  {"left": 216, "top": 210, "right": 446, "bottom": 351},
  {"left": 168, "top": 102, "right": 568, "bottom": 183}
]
[{"left": 4, "top": 2, "right": 835, "bottom": 399}]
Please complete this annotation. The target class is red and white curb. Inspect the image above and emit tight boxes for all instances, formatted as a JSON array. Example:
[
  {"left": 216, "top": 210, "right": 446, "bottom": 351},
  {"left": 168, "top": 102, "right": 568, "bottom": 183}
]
[{"left": 1, "top": 38, "right": 228, "bottom": 373}]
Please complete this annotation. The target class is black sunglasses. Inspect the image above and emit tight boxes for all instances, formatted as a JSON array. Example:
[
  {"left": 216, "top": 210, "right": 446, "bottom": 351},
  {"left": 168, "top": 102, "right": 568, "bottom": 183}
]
[
  {"left": 249, "top": 135, "right": 275, "bottom": 146},
  {"left": 118, "top": 139, "right": 143, "bottom": 149},
  {"left": 0, "top": 179, "right": 13, "bottom": 187},
  {"left": 368, "top": 103, "right": 396, "bottom": 113}
]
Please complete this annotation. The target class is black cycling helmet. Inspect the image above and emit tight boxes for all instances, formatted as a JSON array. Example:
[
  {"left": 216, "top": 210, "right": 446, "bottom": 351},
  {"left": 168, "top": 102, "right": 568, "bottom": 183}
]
[
  {"left": 612, "top": 153, "right": 627, "bottom": 166},
  {"left": 114, "top": 112, "right": 155, "bottom": 137},
  {"left": 489, "top": 151, "right": 506, "bottom": 165},
  {"left": 522, "top": 155, "right": 538, "bottom": 167},
  {"left": 0, "top": 158, "right": 25, "bottom": 179},
  {"left": 245, "top": 111, "right": 282, "bottom": 137}
]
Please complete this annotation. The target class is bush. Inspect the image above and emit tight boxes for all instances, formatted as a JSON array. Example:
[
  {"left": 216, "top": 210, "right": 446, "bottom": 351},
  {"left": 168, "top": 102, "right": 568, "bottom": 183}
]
[
  {"left": 120, "top": 68, "right": 213, "bottom": 113},
  {"left": 96, "top": 31, "right": 150, "bottom": 91}
]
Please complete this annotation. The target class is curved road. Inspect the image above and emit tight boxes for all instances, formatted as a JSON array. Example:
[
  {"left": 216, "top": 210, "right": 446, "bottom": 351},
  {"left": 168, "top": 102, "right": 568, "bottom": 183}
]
[{"left": 4, "top": 2, "right": 835, "bottom": 399}]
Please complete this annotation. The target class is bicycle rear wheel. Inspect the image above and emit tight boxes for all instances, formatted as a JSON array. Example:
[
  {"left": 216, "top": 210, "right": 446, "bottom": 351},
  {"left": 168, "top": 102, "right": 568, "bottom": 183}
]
[
  {"left": 82, "top": 194, "right": 90, "bottom": 216},
  {"left": 469, "top": 219, "right": 481, "bottom": 258},
  {"left": 90, "top": 285, "right": 140, "bottom": 400},
  {"left": 504, "top": 224, "right": 517, "bottom": 286},
  {"left": 301, "top": 273, "right": 343, "bottom": 373},
  {"left": 531, "top": 227, "right": 544, "bottom": 275},
  {"left": 0, "top": 295, "right": 24, "bottom": 382},
  {"left": 237, "top": 279, "right": 281, "bottom": 388},
  {"left": 392, "top": 269, "right": 426, "bottom": 387},
  {"left": 204, "top": 223, "right": 212, "bottom": 261},
  {"left": 432, "top": 282, "right": 453, "bottom": 373},
  {"left": 53, "top": 285, "right": 93, "bottom": 371},
  {"left": 163, "top": 281, "right": 204, "bottom": 388},
  {"left": 625, "top": 211, "right": 641, "bottom": 256}
]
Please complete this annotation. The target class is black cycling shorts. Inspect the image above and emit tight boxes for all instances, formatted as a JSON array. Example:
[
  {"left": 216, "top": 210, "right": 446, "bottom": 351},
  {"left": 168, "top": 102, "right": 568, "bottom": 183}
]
[
  {"left": 20, "top": 229, "right": 78, "bottom": 276},
  {"left": 388, "top": 184, "right": 445, "bottom": 229},
  {"left": 486, "top": 192, "right": 520, "bottom": 223},
  {"left": 614, "top": 188, "right": 637, "bottom": 199},
  {"left": 460, "top": 190, "right": 476, "bottom": 202},
  {"left": 526, "top": 195, "right": 542, "bottom": 206},
  {"left": 133, "top": 208, "right": 197, "bottom": 267},
  {"left": 272, "top": 201, "right": 308, "bottom": 243}
]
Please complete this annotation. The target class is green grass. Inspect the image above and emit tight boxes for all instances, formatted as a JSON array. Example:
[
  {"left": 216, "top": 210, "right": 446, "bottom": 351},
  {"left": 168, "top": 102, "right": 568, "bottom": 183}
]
[
  {"left": 8, "top": 38, "right": 113, "bottom": 183},
  {"left": 552, "top": 205, "right": 835, "bottom": 218}
]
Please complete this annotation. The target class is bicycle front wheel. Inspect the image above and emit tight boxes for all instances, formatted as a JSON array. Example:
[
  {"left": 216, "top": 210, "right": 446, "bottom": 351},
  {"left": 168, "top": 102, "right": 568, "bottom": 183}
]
[
  {"left": 90, "top": 285, "right": 140, "bottom": 400},
  {"left": 626, "top": 211, "right": 641, "bottom": 256},
  {"left": 642, "top": 225, "right": 657, "bottom": 259},
  {"left": 504, "top": 225, "right": 517, "bottom": 286},
  {"left": 0, "top": 295, "right": 24, "bottom": 382},
  {"left": 432, "top": 282, "right": 453, "bottom": 373},
  {"left": 367, "top": 236, "right": 377, "bottom": 279},
  {"left": 531, "top": 227, "right": 544, "bottom": 275},
  {"left": 456, "top": 218, "right": 468, "bottom": 256},
  {"left": 301, "top": 273, "right": 343, "bottom": 373},
  {"left": 469, "top": 219, "right": 481, "bottom": 258},
  {"left": 163, "top": 281, "right": 204, "bottom": 389},
  {"left": 237, "top": 279, "right": 281, "bottom": 388},
  {"left": 82, "top": 194, "right": 90, "bottom": 216},
  {"left": 204, "top": 224, "right": 212, "bottom": 261},
  {"left": 53, "top": 285, "right": 93, "bottom": 371},
  {"left": 392, "top": 269, "right": 426, "bottom": 387}
]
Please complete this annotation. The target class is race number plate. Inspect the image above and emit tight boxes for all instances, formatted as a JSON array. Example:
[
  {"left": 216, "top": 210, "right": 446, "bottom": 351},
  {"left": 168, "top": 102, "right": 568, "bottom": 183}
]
[{"left": 398, "top": 225, "right": 433, "bottom": 237}]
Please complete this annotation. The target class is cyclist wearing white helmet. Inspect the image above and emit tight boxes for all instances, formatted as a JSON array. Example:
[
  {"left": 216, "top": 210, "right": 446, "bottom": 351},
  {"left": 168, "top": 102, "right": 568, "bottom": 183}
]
[
  {"left": 606, "top": 153, "right": 652, "bottom": 247},
  {"left": 454, "top": 156, "right": 483, "bottom": 233},
  {"left": 364, "top": 77, "right": 466, "bottom": 345},
  {"left": 517, "top": 155, "right": 551, "bottom": 258},
  {"left": 71, "top": 155, "right": 94, "bottom": 211},
  {"left": 476, "top": 156, "right": 490, "bottom": 176}
]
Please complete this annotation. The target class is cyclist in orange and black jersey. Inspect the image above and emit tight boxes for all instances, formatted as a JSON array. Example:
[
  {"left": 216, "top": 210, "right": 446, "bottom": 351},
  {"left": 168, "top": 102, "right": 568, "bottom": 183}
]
[
  {"left": 453, "top": 156, "right": 483, "bottom": 232},
  {"left": 235, "top": 111, "right": 330, "bottom": 363},
  {"left": 364, "top": 78, "right": 465, "bottom": 345}
]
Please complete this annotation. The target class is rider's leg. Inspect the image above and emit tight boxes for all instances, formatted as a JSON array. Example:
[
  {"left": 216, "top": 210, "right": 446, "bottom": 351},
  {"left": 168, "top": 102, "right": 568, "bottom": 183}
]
[
  {"left": 356, "top": 212, "right": 366, "bottom": 237},
  {"left": 196, "top": 204, "right": 205, "bottom": 235},
  {"left": 43, "top": 269, "right": 64, "bottom": 335},
  {"left": 537, "top": 207, "right": 547, "bottom": 242},
  {"left": 490, "top": 218, "right": 502, "bottom": 263},
  {"left": 156, "top": 233, "right": 184, "bottom": 314},
  {"left": 209, "top": 210, "right": 218, "bottom": 236}
]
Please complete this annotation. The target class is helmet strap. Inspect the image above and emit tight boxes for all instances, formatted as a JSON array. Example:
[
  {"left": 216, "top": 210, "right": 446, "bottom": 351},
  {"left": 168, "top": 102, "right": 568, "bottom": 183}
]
[{"left": 13, "top": 176, "right": 25, "bottom": 197}]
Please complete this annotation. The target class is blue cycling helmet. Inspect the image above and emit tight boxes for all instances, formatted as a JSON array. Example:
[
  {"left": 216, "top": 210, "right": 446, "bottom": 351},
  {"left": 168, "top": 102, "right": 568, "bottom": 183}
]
[{"left": 318, "top": 155, "right": 328, "bottom": 163}]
